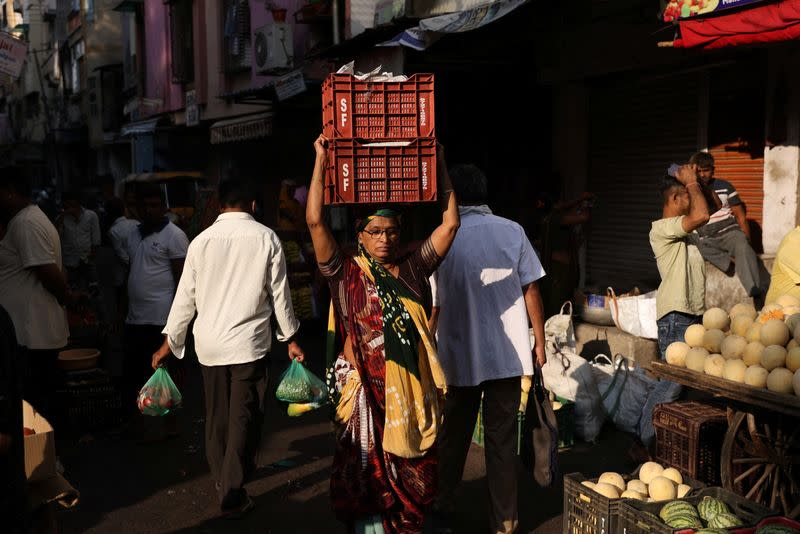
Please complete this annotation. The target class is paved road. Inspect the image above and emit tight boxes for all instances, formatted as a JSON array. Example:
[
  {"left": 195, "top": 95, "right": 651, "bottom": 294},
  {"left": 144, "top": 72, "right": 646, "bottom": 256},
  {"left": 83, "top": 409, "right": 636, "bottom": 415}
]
[{"left": 54, "top": 332, "right": 638, "bottom": 534}]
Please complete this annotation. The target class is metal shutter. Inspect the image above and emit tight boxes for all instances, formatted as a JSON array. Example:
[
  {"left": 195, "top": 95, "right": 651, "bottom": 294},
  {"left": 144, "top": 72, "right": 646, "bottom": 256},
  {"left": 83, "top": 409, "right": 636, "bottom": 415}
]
[
  {"left": 587, "top": 72, "right": 699, "bottom": 291},
  {"left": 708, "top": 143, "right": 763, "bottom": 224}
]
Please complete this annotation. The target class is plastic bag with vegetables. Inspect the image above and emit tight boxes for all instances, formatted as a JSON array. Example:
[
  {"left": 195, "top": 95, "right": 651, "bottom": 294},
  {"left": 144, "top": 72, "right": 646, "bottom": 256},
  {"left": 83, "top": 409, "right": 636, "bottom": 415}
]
[
  {"left": 276, "top": 360, "right": 329, "bottom": 415},
  {"left": 137, "top": 367, "right": 183, "bottom": 417}
]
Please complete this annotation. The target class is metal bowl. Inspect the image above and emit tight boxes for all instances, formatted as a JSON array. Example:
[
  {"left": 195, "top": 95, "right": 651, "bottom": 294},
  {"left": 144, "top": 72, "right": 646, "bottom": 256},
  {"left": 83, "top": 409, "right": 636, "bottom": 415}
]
[{"left": 58, "top": 348, "right": 100, "bottom": 371}]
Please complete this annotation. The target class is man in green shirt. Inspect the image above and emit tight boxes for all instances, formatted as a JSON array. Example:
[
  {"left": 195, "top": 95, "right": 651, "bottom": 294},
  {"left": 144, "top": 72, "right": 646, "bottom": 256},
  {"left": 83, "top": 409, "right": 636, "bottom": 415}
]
[{"left": 639, "top": 164, "right": 719, "bottom": 448}]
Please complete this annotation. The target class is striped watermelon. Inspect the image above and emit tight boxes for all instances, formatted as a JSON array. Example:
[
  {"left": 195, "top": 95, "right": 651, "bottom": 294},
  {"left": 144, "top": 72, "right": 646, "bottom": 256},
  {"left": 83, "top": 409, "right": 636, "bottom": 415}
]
[
  {"left": 708, "top": 512, "right": 744, "bottom": 528},
  {"left": 697, "top": 496, "right": 731, "bottom": 521},
  {"left": 756, "top": 527, "right": 800, "bottom": 534},
  {"left": 665, "top": 514, "right": 703, "bottom": 529},
  {"left": 659, "top": 500, "right": 700, "bottom": 522},
  {"left": 695, "top": 530, "right": 729, "bottom": 534}
]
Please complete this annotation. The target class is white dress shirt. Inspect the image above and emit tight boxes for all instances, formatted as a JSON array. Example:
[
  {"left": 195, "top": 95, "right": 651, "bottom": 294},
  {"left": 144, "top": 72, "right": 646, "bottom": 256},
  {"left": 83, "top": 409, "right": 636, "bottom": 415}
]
[
  {"left": 163, "top": 212, "right": 300, "bottom": 366},
  {"left": 61, "top": 208, "right": 100, "bottom": 267},
  {"left": 0, "top": 205, "right": 69, "bottom": 349},
  {"left": 430, "top": 205, "right": 546, "bottom": 386}
]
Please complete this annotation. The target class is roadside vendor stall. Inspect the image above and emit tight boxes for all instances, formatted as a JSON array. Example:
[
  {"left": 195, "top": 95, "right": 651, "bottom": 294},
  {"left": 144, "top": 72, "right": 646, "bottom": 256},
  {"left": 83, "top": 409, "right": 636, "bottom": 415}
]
[{"left": 651, "top": 360, "right": 800, "bottom": 519}]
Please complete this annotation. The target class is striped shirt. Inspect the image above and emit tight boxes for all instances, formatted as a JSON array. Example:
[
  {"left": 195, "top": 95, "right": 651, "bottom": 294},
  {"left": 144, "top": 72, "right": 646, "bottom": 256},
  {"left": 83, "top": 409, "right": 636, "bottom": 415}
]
[{"left": 707, "top": 178, "right": 742, "bottom": 225}]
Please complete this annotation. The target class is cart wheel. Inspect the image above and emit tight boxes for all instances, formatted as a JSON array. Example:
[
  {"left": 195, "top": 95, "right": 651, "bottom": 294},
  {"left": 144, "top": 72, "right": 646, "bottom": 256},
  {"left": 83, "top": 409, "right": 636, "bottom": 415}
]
[{"left": 721, "top": 411, "right": 800, "bottom": 518}]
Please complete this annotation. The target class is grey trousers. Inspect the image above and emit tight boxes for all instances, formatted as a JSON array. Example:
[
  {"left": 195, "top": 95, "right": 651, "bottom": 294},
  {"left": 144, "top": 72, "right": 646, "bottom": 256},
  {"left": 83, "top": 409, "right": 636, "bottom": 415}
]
[
  {"left": 697, "top": 227, "right": 761, "bottom": 295},
  {"left": 436, "top": 377, "right": 520, "bottom": 534},
  {"left": 200, "top": 357, "right": 268, "bottom": 510}
]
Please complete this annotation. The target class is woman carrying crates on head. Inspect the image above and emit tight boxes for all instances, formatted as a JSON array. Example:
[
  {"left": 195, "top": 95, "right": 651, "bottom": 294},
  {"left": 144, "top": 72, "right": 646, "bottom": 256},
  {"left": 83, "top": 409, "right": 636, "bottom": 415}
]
[{"left": 306, "top": 134, "right": 459, "bottom": 534}]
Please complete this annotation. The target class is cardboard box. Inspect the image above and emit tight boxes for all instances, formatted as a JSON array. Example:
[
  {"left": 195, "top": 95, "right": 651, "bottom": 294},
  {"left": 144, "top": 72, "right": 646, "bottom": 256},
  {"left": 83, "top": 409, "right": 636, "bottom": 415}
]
[{"left": 23, "top": 400, "right": 57, "bottom": 482}]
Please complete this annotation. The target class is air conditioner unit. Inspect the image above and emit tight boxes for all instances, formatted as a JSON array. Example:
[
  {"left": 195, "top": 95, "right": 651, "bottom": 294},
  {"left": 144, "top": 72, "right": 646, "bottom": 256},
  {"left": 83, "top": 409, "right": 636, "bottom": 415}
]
[{"left": 253, "top": 23, "right": 293, "bottom": 75}]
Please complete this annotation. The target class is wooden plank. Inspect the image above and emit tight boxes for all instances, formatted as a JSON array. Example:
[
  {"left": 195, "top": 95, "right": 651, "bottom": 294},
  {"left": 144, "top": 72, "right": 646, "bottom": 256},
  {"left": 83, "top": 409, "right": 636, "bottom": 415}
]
[{"left": 651, "top": 361, "right": 800, "bottom": 419}]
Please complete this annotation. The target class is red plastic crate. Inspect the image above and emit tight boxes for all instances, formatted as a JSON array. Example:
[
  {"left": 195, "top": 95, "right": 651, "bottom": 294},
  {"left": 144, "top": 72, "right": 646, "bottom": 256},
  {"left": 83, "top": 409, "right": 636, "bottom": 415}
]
[
  {"left": 325, "top": 138, "right": 437, "bottom": 205},
  {"left": 322, "top": 74, "right": 435, "bottom": 139}
]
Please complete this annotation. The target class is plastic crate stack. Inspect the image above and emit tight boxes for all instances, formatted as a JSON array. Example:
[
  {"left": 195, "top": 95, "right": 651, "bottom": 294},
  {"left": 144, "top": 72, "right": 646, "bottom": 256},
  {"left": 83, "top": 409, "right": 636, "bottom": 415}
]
[{"left": 321, "top": 73, "right": 437, "bottom": 205}]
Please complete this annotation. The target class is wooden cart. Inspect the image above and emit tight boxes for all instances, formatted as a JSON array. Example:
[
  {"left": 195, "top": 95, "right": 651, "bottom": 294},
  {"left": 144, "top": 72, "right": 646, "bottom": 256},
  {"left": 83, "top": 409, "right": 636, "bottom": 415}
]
[{"left": 651, "top": 361, "right": 800, "bottom": 519}]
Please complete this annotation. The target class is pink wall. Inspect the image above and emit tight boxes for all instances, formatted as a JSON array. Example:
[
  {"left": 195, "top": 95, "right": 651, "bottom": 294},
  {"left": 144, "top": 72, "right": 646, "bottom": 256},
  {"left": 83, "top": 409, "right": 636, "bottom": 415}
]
[
  {"left": 249, "top": 0, "right": 310, "bottom": 87},
  {"left": 143, "top": 0, "right": 184, "bottom": 116}
]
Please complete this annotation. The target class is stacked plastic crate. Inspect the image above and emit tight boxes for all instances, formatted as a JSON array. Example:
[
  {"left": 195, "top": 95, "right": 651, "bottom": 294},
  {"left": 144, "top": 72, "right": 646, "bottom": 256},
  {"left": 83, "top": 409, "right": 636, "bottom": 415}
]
[{"left": 321, "top": 73, "right": 437, "bottom": 204}]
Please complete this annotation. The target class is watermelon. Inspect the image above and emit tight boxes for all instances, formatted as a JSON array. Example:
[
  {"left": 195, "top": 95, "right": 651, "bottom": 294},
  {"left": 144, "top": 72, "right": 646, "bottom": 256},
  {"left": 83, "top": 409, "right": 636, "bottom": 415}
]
[
  {"left": 756, "top": 527, "right": 800, "bottom": 534},
  {"left": 709, "top": 512, "right": 744, "bottom": 528},
  {"left": 659, "top": 500, "right": 700, "bottom": 522},
  {"left": 697, "top": 496, "right": 731, "bottom": 521},
  {"left": 665, "top": 514, "right": 703, "bottom": 529},
  {"left": 695, "top": 530, "right": 729, "bottom": 534}
]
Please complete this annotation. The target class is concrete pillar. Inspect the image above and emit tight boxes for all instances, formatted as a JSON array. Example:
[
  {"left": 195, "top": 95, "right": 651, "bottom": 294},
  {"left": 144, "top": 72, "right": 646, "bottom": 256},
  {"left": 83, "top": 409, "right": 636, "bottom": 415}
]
[{"left": 763, "top": 47, "right": 800, "bottom": 254}]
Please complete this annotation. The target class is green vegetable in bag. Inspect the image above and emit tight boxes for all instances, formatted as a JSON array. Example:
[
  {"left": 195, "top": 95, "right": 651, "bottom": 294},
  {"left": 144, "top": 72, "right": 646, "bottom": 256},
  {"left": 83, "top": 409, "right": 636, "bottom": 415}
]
[
  {"left": 137, "top": 367, "right": 183, "bottom": 417},
  {"left": 276, "top": 360, "right": 328, "bottom": 404}
]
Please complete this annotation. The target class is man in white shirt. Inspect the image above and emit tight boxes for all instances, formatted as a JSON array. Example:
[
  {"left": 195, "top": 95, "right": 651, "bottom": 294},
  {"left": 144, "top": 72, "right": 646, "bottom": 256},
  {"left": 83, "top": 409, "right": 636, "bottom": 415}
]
[
  {"left": 0, "top": 169, "right": 69, "bottom": 419},
  {"left": 429, "top": 164, "right": 547, "bottom": 534},
  {"left": 153, "top": 177, "right": 305, "bottom": 518},
  {"left": 59, "top": 191, "right": 101, "bottom": 292},
  {"left": 123, "top": 184, "right": 188, "bottom": 426},
  {"left": 105, "top": 197, "right": 139, "bottom": 288}
]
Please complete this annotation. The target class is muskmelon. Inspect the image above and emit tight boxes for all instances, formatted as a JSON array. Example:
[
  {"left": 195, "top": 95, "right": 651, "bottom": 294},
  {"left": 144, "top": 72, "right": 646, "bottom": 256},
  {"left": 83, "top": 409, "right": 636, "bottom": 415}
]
[
  {"left": 787, "top": 313, "right": 800, "bottom": 334},
  {"left": 703, "top": 307, "right": 730, "bottom": 331},
  {"left": 789, "top": 339, "right": 799, "bottom": 351},
  {"left": 649, "top": 476, "right": 677, "bottom": 501},
  {"left": 784, "top": 306, "right": 800, "bottom": 319},
  {"left": 794, "top": 369, "right": 800, "bottom": 397},
  {"left": 704, "top": 354, "right": 725, "bottom": 377},
  {"left": 723, "top": 359, "right": 747, "bottom": 383},
  {"left": 598, "top": 472, "right": 626, "bottom": 493},
  {"left": 787, "top": 347, "right": 800, "bottom": 372},
  {"left": 767, "top": 368, "right": 794, "bottom": 394},
  {"left": 627, "top": 479, "right": 648, "bottom": 495},
  {"left": 677, "top": 484, "right": 691, "bottom": 498},
  {"left": 662, "top": 467, "right": 683, "bottom": 485},
  {"left": 777, "top": 295, "right": 800, "bottom": 308},
  {"left": 666, "top": 341, "right": 690, "bottom": 367},
  {"left": 721, "top": 335, "right": 747, "bottom": 360},
  {"left": 730, "top": 303, "right": 757, "bottom": 320},
  {"left": 795, "top": 323, "right": 800, "bottom": 343},
  {"left": 593, "top": 482, "right": 620, "bottom": 499},
  {"left": 761, "top": 345, "right": 788, "bottom": 371},
  {"left": 761, "top": 319, "right": 791, "bottom": 347},
  {"left": 743, "top": 341, "right": 765, "bottom": 366},
  {"left": 760, "top": 304, "right": 786, "bottom": 323},
  {"left": 745, "top": 365, "right": 769, "bottom": 388},
  {"left": 731, "top": 314, "right": 754, "bottom": 337},
  {"left": 639, "top": 462, "right": 664, "bottom": 484},
  {"left": 620, "top": 490, "right": 646, "bottom": 500},
  {"left": 746, "top": 322, "right": 762, "bottom": 343},
  {"left": 686, "top": 348, "right": 710, "bottom": 372},
  {"left": 581, "top": 480, "right": 596, "bottom": 489},
  {"left": 703, "top": 329, "right": 726, "bottom": 354},
  {"left": 685, "top": 324, "right": 707, "bottom": 347}
]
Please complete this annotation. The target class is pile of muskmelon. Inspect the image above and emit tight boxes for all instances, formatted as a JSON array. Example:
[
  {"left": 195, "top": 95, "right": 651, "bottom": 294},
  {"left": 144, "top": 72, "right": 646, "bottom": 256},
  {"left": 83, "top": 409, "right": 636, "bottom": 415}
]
[
  {"left": 665, "top": 295, "right": 800, "bottom": 397},
  {"left": 654, "top": 496, "right": 743, "bottom": 530},
  {"left": 580, "top": 461, "right": 692, "bottom": 502}
]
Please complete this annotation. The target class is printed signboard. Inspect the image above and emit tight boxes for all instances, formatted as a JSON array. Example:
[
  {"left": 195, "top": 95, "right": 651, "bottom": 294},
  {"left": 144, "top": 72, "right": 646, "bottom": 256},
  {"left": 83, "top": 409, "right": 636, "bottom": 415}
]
[
  {"left": 663, "top": 0, "right": 766, "bottom": 22},
  {"left": 0, "top": 31, "right": 28, "bottom": 79}
]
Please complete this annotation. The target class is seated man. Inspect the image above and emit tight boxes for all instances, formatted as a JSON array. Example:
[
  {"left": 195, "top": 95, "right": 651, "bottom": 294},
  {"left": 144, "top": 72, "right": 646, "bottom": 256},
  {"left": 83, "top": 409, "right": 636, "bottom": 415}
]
[
  {"left": 765, "top": 226, "right": 800, "bottom": 305},
  {"left": 689, "top": 152, "right": 764, "bottom": 299}
]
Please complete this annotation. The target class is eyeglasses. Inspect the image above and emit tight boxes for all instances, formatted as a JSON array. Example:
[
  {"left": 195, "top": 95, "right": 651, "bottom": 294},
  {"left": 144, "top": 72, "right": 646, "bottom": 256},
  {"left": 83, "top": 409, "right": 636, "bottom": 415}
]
[{"left": 362, "top": 227, "right": 400, "bottom": 239}]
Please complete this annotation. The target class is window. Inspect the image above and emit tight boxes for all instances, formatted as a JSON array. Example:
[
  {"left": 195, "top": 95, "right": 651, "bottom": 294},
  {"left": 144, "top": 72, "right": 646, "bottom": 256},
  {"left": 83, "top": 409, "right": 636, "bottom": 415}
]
[
  {"left": 169, "top": 0, "right": 194, "bottom": 84},
  {"left": 222, "top": 0, "right": 251, "bottom": 73},
  {"left": 70, "top": 40, "right": 85, "bottom": 93}
]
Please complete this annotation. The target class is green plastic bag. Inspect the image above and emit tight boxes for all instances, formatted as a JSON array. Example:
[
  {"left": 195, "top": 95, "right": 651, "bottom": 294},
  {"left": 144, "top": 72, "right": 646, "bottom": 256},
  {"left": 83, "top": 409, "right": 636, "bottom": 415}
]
[
  {"left": 137, "top": 367, "right": 182, "bottom": 417},
  {"left": 276, "top": 360, "right": 328, "bottom": 405}
]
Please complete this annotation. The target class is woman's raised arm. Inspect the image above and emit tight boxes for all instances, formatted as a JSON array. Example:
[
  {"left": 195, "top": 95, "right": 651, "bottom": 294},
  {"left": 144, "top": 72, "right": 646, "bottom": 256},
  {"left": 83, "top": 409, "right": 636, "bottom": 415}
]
[
  {"left": 428, "top": 144, "right": 460, "bottom": 259},
  {"left": 306, "top": 134, "right": 338, "bottom": 265}
]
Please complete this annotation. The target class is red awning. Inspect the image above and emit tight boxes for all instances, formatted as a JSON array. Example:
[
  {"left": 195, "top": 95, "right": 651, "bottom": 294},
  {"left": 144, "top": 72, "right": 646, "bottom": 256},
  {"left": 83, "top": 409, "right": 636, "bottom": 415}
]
[{"left": 673, "top": 0, "right": 800, "bottom": 49}]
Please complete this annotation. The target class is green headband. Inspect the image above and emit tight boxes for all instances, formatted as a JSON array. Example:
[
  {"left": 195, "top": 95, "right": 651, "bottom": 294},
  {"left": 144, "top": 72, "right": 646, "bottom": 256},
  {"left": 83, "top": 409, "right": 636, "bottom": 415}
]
[{"left": 356, "top": 208, "right": 401, "bottom": 231}]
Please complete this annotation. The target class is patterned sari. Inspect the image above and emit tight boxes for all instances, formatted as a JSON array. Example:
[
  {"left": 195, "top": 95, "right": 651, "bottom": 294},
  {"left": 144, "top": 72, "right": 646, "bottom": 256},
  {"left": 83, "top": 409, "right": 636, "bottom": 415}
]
[{"left": 320, "top": 240, "right": 444, "bottom": 534}]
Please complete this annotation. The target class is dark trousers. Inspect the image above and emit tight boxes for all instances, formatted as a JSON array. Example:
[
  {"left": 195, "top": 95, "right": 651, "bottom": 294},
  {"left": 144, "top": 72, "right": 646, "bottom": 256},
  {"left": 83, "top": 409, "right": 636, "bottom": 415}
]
[
  {"left": 23, "top": 348, "right": 62, "bottom": 422},
  {"left": 201, "top": 357, "right": 268, "bottom": 510},
  {"left": 436, "top": 377, "right": 520, "bottom": 534}
]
